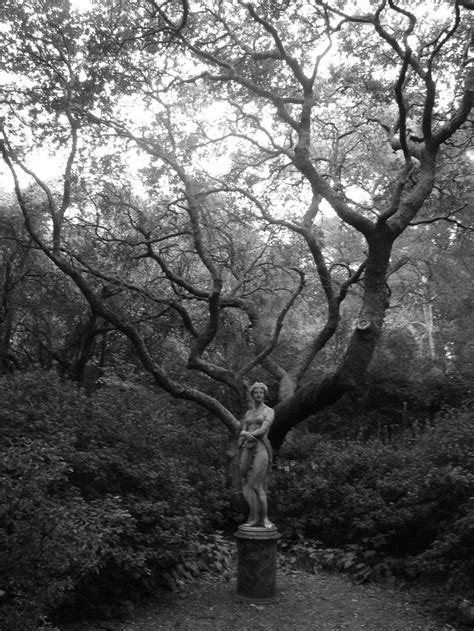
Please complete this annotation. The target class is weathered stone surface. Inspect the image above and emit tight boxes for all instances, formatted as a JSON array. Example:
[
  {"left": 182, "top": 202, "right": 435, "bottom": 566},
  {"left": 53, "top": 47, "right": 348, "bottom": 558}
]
[{"left": 235, "top": 526, "right": 280, "bottom": 602}]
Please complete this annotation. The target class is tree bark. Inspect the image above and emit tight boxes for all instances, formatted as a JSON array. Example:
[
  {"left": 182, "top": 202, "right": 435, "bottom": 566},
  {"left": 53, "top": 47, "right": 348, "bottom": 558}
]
[{"left": 270, "top": 228, "right": 394, "bottom": 448}]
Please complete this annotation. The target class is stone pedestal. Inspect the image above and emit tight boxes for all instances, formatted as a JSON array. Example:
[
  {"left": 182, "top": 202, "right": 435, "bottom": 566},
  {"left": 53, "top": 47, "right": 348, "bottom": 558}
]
[{"left": 234, "top": 525, "right": 281, "bottom": 602}]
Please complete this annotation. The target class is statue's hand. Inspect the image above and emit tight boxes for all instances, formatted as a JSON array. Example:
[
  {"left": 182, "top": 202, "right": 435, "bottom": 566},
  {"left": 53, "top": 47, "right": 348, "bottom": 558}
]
[{"left": 240, "top": 431, "right": 256, "bottom": 441}]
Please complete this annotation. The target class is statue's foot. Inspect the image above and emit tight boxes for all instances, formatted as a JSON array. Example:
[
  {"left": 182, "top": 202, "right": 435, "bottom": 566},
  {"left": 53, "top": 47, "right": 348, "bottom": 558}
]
[{"left": 243, "top": 519, "right": 274, "bottom": 528}]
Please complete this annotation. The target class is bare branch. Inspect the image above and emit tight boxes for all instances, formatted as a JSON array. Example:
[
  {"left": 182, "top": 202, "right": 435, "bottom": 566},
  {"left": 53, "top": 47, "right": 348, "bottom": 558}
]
[
  {"left": 243, "top": 3, "right": 312, "bottom": 88},
  {"left": 410, "top": 203, "right": 473, "bottom": 231},
  {"left": 239, "top": 268, "right": 305, "bottom": 376}
]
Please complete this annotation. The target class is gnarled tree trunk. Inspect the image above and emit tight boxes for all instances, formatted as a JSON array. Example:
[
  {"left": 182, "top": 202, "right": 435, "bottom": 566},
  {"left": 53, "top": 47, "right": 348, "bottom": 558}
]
[{"left": 270, "top": 228, "right": 394, "bottom": 448}]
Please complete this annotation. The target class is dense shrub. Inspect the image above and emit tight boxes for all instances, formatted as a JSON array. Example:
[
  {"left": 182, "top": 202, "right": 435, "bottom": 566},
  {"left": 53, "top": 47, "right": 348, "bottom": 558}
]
[
  {"left": 0, "top": 437, "right": 130, "bottom": 630},
  {"left": 271, "top": 435, "right": 411, "bottom": 546},
  {"left": 310, "top": 363, "right": 472, "bottom": 440},
  {"left": 271, "top": 404, "right": 474, "bottom": 590},
  {"left": 409, "top": 406, "right": 474, "bottom": 585},
  {"left": 3, "top": 369, "right": 473, "bottom": 627},
  {"left": 0, "top": 372, "right": 228, "bottom": 629}
]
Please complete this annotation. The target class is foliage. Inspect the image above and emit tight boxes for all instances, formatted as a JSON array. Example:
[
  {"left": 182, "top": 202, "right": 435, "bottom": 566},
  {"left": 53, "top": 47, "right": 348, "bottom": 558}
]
[
  {"left": 195, "top": 533, "right": 235, "bottom": 577},
  {"left": 164, "top": 532, "right": 235, "bottom": 590},
  {"left": 279, "top": 539, "right": 404, "bottom": 585},
  {"left": 2, "top": 366, "right": 474, "bottom": 627},
  {"left": 309, "top": 359, "right": 472, "bottom": 440},
  {"left": 272, "top": 433, "right": 408, "bottom": 545},
  {"left": 409, "top": 407, "right": 474, "bottom": 586},
  {"left": 0, "top": 0, "right": 472, "bottom": 447},
  {"left": 271, "top": 404, "right": 474, "bottom": 591},
  {"left": 0, "top": 371, "right": 229, "bottom": 627},
  {"left": 0, "top": 437, "right": 130, "bottom": 631}
]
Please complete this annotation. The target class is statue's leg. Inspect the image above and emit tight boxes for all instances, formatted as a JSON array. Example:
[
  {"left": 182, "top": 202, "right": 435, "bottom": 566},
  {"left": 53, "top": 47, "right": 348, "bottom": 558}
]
[
  {"left": 242, "top": 483, "right": 260, "bottom": 526},
  {"left": 256, "top": 485, "right": 273, "bottom": 528},
  {"left": 240, "top": 446, "right": 258, "bottom": 525},
  {"left": 248, "top": 446, "right": 273, "bottom": 527},
  {"left": 239, "top": 448, "right": 251, "bottom": 476},
  {"left": 242, "top": 482, "right": 254, "bottom": 524}
]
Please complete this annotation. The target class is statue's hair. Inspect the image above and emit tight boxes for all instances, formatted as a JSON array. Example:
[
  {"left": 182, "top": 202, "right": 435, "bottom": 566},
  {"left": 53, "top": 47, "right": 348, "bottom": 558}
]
[{"left": 249, "top": 381, "right": 268, "bottom": 396}]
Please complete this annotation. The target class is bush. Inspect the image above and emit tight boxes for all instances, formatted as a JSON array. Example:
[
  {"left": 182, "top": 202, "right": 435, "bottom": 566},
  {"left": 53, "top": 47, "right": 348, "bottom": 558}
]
[
  {"left": 0, "top": 371, "right": 228, "bottom": 628},
  {"left": 271, "top": 403, "right": 474, "bottom": 591},
  {"left": 0, "top": 437, "right": 130, "bottom": 630},
  {"left": 310, "top": 363, "right": 472, "bottom": 440},
  {"left": 271, "top": 435, "right": 410, "bottom": 547},
  {"left": 409, "top": 406, "right": 474, "bottom": 584}
]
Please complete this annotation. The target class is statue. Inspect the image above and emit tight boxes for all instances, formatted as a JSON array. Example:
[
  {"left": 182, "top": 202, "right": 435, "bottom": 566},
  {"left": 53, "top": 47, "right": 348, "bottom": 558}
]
[{"left": 238, "top": 382, "right": 275, "bottom": 528}]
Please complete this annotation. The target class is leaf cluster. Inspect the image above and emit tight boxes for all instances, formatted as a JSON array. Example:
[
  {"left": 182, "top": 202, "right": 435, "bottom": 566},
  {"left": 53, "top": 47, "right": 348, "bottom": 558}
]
[
  {"left": 271, "top": 403, "right": 474, "bottom": 596},
  {"left": 0, "top": 371, "right": 230, "bottom": 627}
]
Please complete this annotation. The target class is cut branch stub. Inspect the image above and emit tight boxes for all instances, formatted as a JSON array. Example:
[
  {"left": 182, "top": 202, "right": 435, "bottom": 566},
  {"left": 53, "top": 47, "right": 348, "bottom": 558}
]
[{"left": 356, "top": 318, "right": 372, "bottom": 332}]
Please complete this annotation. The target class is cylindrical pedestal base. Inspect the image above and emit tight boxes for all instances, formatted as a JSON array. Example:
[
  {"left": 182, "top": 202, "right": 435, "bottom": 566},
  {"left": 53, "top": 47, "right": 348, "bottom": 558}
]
[{"left": 234, "top": 525, "right": 281, "bottom": 602}]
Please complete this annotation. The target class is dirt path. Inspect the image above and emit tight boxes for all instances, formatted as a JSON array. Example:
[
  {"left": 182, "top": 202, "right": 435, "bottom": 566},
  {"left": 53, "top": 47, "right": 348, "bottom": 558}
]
[{"left": 60, "top": 571, "right": 458, "bottom": 631}]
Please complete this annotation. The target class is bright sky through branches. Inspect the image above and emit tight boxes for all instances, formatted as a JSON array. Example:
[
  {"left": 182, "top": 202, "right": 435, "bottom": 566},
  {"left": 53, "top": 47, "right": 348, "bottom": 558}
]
[
  {"left": 70, "top": 0, "right": 93, "bottom": 11},
  {"left": 0, "top": 0, "right": 468, "bottom": 218}
]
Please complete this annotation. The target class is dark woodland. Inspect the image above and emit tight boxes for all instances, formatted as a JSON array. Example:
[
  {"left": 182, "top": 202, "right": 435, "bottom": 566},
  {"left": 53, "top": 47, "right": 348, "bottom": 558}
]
[{"left": 0, "top": 0, "right": 473, "bottom": 628}]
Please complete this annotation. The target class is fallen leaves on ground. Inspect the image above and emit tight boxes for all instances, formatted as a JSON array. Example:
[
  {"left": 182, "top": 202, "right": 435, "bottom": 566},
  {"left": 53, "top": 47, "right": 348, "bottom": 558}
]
[{"left": 60, "top": 570, "right": 459, "bottom": 631}]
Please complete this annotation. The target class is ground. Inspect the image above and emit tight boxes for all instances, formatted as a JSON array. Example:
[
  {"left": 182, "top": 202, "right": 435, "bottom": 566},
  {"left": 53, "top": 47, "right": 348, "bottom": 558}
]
[{"left": 60, "top": 570, "right": 460, "bottom": 631}]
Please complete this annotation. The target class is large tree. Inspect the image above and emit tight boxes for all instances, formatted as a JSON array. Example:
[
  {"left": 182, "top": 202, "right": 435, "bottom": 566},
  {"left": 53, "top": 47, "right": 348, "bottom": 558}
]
[{"left": 0, "top": 0, "right": 472, "bottom": 449}]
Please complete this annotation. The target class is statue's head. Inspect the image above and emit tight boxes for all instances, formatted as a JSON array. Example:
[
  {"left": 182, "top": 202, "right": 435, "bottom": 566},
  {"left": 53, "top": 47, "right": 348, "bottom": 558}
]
[{"left": 249, "top": 381, "right": 268, "bottom": 399}]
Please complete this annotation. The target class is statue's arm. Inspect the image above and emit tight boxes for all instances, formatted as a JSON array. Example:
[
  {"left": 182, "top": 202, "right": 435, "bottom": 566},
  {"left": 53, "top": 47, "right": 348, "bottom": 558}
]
[
  {"left": 248, "top": 408, "right": 275, "bottom": 439},
  {"left": 238, "top": 414, "right": 254, "bottom": 444}
]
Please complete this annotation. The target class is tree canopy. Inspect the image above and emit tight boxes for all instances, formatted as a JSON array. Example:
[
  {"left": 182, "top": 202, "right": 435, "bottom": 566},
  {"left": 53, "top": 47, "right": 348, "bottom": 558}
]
[{"left": 0, "top": 0, "right": 472, "bottom": 446}]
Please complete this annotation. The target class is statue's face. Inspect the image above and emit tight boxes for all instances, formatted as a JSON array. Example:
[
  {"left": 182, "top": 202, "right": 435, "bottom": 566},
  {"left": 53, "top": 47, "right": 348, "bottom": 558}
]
[{"left": 251, "top": 387, "right": 266, "bottom": 401}]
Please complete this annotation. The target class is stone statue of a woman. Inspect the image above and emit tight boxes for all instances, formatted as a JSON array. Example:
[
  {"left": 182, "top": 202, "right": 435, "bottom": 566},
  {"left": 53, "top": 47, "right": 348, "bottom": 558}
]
[{"left": 238, "top": 382, "right": 275, "bottom": 528}]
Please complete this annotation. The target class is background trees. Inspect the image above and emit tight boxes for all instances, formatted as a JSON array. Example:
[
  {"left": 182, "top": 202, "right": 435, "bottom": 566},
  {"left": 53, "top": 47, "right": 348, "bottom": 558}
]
[
  {"left": 0, "top": 0, "right": 472, "bottom": 443},
  {"left": 1, "top": 2, "right": 473, "bottom": 627}
]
